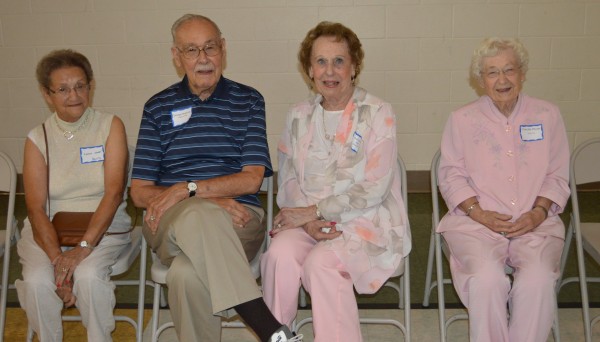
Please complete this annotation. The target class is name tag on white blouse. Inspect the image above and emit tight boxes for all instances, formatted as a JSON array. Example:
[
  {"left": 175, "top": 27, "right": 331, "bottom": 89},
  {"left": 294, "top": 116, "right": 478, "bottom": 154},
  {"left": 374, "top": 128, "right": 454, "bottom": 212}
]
[
  {"left": 80, "top": 145, "right": 105, "bottom": 164},
  {"left": 171, "top": 107, "right": 192, "bottom": 127},
  {"left": 351, "top": 131, "right": 362, "bottom": 153},
  {"left": 520, "top": 124, "right": 543, "bottom": 142}
]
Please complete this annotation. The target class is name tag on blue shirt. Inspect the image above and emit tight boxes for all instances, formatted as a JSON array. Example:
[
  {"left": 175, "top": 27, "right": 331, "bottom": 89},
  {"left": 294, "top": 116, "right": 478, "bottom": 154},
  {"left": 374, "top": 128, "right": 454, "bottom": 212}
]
[
  {"left": 520, "top": 124, "right": 543, "bottom": 142},
  {"left": 80, "top": 145, "right": 105, "bottom": 164},
  {"left": 171, "top": 107, "right": 192, "bottom": 127}
]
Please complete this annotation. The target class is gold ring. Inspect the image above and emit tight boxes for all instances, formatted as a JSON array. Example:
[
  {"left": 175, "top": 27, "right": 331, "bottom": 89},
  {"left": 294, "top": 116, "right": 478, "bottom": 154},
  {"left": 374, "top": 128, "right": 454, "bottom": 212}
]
[
  {"left": 277, "top": 223, "right": 282, "bottom": 229},
  {"left": 149, "top": 215, "right": 156, "bottom": 221},
  {"left": 62, "top": 267, "right": 67, "bottom": 272}
]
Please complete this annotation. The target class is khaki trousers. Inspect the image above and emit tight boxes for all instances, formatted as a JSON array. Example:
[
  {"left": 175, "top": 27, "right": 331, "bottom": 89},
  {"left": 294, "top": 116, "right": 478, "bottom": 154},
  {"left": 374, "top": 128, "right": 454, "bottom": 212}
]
[{"left": 143, "top": 197, "right": 265, "bottom": 341}]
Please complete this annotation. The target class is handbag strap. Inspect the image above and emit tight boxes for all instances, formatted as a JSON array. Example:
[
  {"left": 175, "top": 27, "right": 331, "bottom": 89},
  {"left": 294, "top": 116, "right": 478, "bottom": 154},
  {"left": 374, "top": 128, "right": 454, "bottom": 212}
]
[{"left": 42, "top": 123, "right": 50, "bottom": 216}]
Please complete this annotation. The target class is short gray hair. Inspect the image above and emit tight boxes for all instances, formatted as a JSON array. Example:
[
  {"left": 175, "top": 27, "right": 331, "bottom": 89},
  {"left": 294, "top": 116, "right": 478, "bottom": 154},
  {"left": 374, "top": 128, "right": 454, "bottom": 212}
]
[
  {"left": 171, "top": 14, "right": 222, "bottom": 43},
  {"left": 470, "top": 37, "right": 529, "bottom": 83}
]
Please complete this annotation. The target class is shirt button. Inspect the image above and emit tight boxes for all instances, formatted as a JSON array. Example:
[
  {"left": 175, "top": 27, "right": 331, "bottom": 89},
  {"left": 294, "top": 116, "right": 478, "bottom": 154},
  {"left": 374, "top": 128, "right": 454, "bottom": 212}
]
[
  {"left": 506, "top": 150, "right": 513, "bottom": 157},
  {"left": 505, "top": 126, "right": 512, "bottom": 132},
  {"left": 508, "top": 175, "right": 514, "bottom": 182},
  {"left": 511, "top": 198, "right": 517, "bottom": 205}
]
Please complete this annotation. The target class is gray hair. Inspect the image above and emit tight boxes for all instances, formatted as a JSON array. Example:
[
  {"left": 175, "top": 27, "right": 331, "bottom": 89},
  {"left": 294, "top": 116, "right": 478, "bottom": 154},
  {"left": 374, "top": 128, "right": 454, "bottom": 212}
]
[
  {"left": 171, "top": 14, "right": 222, "bottom": 43},
  {"left": 36, "top": 49, "right": 93, "bottom": 90},
  {"left": 470, "top": 37, "right": 529, "bottom": 83}
]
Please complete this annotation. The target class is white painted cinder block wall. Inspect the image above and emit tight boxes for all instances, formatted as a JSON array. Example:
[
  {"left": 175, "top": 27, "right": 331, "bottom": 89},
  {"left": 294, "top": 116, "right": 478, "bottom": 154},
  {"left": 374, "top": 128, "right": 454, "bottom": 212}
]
[{"left": 1, "top": 0, "right": 599, "bottom": 172}]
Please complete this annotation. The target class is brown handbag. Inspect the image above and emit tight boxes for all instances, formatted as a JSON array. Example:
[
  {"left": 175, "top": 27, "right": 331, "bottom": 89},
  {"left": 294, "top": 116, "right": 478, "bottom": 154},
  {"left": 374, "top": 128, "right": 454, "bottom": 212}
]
[
  {"left": 51, "top": 211, "right": 94, "bottom": 246},
  {"left": 42, "top": 123, "right": 132, "bottom": 247}
]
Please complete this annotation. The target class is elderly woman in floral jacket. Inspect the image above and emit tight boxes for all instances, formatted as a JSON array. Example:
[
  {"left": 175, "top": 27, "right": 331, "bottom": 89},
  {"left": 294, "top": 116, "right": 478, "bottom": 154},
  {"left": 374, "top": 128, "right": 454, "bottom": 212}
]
[{"left": 260, "top": 21, "right": 411, "bottom": 342}]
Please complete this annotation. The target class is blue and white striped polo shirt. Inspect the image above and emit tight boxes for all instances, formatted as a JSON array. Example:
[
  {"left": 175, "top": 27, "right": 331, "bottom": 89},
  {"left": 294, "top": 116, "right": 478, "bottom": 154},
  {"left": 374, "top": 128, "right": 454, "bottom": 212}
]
[{"left": 132, "top": 76, "right": 272, "bottom": 207}]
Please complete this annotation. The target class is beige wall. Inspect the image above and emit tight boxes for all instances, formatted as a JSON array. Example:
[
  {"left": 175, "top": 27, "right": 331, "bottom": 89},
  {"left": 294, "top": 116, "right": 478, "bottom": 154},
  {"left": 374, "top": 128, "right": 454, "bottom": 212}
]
[{"left": 1, "top": 0, "right": 599, "bottom": 172}]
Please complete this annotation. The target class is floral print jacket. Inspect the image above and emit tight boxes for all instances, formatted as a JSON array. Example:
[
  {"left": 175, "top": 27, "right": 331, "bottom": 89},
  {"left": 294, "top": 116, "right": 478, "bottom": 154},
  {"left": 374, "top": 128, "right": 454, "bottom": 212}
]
[{"left": 277, "top": 87, "right": 412, "bottom": 294}]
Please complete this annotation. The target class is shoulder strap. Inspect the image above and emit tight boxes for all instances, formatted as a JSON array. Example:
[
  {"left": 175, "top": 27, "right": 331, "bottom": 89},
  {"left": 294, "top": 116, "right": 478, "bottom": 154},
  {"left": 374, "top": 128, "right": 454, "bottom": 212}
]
[{"left": 42, "top": 123, "right": 50, "bottom": 216}]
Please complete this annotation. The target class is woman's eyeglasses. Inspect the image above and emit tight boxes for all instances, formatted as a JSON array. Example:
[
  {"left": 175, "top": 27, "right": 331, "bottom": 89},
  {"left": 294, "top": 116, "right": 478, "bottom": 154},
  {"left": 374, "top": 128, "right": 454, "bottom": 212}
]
[{"left": 48, "top": 83, "right": 90, "bottom": 97}]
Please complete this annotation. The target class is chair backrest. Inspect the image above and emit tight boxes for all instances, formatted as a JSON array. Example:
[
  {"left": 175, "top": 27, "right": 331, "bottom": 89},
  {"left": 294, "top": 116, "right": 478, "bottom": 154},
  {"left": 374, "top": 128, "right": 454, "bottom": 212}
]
[
  {"left": 0, "top": 151, "right": 17, "bottom": 342},
  {"left": 246, "top": 176, "right": 274, "bottom": 278},
  {"left": 571, "top": 138, "right": 600, "bottom": 187},
  {"left": 431, "top": 149, "right": 442, "bottom": 228},
  {"left": 261, "top": 176, "right": 274, "bottom": 245},
  {"left": 0, "top": 152, "right": 17, "bottom": 238},
  {"left": 398, "top": 154, "right": 408, "bottom": 212},
  {"left": 389, "top": 155, "right": 409, "bottom": 278},
  {"left": 569, "top": 137, "right": 600, "bottom": 242}
]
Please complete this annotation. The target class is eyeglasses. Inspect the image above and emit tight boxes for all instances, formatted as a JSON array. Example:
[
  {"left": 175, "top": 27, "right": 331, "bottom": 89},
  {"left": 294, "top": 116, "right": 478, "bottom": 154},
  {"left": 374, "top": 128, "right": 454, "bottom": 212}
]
[
  {"left": 48, "top": 83, "right": 90, "bottom": 97},
  {"left": 484, "top": 66, "right": 520, "bottom": 79},
  {"left": 176, "top": 42, "right": 222, "bottom": 59}
]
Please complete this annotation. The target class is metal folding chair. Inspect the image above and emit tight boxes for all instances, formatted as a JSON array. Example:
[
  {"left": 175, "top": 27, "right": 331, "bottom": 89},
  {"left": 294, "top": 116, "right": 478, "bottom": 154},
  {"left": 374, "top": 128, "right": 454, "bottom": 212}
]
[
  {"left": 148, "top": 176, "right": 274, "bottom": 341},
  {"left": 424, "top": 149, "right": 561, "bottom": 341},
  {"left": 0, "top": 152, "right": 18, "bottom": 342},
  {"left": 25, "top": 145, "right": 148, "bottom": 342},
  {"left": 293, "top": 155, "right": 411, "bottom": 341},
  {"left": 557, "top": 137, "right": 600, "bottom": 342}
]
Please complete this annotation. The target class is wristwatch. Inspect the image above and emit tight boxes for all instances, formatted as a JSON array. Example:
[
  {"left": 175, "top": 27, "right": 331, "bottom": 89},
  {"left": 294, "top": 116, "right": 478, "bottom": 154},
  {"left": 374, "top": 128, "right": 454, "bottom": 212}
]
[
  {"left": 79, "top": 240, "right": 94, "bottom": 250},
  {"left": 187, "top": 181, "right": 197, "bottom": 197}
]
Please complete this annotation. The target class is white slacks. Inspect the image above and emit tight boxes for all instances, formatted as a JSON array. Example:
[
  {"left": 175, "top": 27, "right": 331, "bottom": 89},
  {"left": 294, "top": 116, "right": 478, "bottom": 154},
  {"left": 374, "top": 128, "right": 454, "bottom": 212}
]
[{"left": 15, "top": 224, "right": 130, "bottom": 342}]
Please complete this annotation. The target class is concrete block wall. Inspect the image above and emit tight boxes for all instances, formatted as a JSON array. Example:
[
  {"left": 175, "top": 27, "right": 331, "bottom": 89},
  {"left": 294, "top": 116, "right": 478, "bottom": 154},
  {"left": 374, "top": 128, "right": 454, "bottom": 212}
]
[{"left": 1, "top": 0, "right": 599, "bottom": 172}]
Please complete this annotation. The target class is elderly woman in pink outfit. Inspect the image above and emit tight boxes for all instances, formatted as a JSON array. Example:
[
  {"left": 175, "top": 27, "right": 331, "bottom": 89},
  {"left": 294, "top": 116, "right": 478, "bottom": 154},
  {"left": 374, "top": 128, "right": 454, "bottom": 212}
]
[
  {"left": 260, "top": 22, "right": 411, "bottom": 341},
  {"left": 437, "top": 38, "right": 570, "bottom": 342}
]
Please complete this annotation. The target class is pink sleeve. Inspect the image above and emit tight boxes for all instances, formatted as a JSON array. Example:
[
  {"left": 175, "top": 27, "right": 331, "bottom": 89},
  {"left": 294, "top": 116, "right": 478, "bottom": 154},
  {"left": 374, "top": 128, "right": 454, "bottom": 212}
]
[
  {"left": 438, "top": 112, "right": 478, "bottom": 214},
  {"left": 538, "top": 108, "right": 570, "bottom": 215}
]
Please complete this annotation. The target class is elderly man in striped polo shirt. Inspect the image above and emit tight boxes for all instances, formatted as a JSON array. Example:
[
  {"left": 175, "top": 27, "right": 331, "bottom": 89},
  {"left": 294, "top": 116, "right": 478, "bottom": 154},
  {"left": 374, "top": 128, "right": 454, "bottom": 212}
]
[{"left": 131, "top": 13, "right": 303, "bottom": 342}]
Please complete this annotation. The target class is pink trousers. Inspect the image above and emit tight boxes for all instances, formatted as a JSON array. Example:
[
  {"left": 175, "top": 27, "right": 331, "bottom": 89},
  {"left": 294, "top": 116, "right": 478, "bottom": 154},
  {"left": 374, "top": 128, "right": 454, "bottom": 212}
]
[
  {"left": 443, "top": 229, "right": 563, "bottom": 342},
  {"left": 261, "top": 228, "right": 363, "bottom": 342}
]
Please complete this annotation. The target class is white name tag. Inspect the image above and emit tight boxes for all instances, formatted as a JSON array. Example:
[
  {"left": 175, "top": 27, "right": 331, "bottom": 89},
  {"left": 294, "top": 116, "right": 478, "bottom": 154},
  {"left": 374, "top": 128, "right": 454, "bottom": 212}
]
[
  {"left": 351, "top": 131, "right": 362, "bottom": 153},
  {"left": 171, "top": 107, "right": 192, "bottom": 127},
  {"left": 80, "top": 145, "right": 105, "bottom": 164},
  {"left": 520, "top": 124, "right": 543, "bottom": 142}
]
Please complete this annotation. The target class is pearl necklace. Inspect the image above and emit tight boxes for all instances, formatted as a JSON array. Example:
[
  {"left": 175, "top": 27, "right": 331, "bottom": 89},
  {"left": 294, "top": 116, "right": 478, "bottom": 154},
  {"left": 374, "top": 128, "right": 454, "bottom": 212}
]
[{"left": 54, "top": 113, "right": 90, "bottom": 140}]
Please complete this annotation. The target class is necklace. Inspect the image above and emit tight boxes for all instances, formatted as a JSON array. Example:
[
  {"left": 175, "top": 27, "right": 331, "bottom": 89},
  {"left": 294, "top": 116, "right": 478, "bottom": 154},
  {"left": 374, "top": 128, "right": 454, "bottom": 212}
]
[
  {"left": 322, "top": 109, "right": 336, "bottom": 142},
  {"left": 54, "top": 113, "right": 89, "bottom": 140}
]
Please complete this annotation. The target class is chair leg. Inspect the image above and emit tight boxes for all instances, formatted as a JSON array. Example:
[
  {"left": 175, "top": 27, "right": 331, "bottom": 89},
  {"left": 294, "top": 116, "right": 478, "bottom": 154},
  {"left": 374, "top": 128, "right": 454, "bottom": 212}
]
[
  {"left": 26, "top": 326, "right": 34, "bottom": 342},
  {"left": 152, "top": 283, "right": 162, "bottom": 342},
  {"left": 404, "top": 257, "right": 411, "bottom": 342},
  {"left": 552, "top": 300, "right": 560, "bottom": 342},
  {"left": 136, "top": 240, "right": 148, "bottom": 342},
  {"left": 575, "top": 228, "right": 592, "bottom": 342},
  {"left": 435, "top": 232, "right": 447, "bottom": 342},
  {"left": 423, "top": 222, "right": 436, "bottom": 307},
  {"left": 556, "top": 221, "right": 574, "bottom": 293}
]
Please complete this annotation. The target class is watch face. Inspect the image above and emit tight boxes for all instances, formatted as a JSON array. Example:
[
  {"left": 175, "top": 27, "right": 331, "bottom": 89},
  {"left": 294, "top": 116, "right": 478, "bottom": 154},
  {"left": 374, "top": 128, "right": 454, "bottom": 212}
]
[{"left": 188, "top": 182, "right": 197, "bottom": 191}]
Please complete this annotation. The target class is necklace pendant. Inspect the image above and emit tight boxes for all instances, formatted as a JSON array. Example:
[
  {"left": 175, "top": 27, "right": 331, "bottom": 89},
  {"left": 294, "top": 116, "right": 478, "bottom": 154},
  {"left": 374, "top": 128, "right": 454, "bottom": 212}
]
[{"left": 64, "top": 131, "right": 74, "bottom": 140}]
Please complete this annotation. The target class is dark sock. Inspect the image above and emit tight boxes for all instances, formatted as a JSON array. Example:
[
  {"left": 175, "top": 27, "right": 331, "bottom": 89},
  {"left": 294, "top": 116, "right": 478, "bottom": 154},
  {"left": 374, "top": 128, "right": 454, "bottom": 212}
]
[{"left": 233, "top": 297, "right": 283, "bottom": 342}]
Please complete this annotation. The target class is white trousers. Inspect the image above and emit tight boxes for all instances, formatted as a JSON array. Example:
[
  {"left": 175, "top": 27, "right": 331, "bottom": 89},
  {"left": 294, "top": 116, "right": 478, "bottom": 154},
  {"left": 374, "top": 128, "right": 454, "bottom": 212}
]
[{"left": 15, "top": 224, "right": 130, "bottom": 342}]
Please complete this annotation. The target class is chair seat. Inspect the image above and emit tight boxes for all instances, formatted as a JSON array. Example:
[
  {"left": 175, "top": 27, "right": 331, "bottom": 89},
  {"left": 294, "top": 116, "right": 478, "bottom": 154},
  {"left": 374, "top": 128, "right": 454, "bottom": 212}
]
[
  {"left": 110, "top": 226, "right": 144, "bottom": 276},
  {"left": 151, "top": 256, "right": 169, "bottom": 284},
  {"left": 582, "top": 222, "right": 600, "bottom": 264}
]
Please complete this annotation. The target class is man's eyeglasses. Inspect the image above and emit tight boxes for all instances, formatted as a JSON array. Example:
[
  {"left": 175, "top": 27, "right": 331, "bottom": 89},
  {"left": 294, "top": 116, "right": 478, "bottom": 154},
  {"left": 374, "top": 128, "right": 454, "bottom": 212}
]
[
  {"left": 484, "top": 66, "right": 520, "bottom": 79},
  {"left": 48, "top": 83, "right": 90, "bottom": 97},
  {"left": 176, "top": 42, "right": 222, "bottom": 59}
]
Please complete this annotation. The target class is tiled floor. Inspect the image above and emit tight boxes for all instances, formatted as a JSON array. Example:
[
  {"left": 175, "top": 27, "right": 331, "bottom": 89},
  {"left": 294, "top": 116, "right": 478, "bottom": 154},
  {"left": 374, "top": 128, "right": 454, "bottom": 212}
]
[{"left": 144, "top": 308, "right": 600, "bottom": 341}]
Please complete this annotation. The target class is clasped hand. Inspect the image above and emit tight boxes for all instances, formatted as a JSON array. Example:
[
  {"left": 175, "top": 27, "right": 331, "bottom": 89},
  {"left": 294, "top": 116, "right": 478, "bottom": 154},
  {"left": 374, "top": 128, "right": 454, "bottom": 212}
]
[
  {"left": 52, "top": 247, "right": 90, "bottom": 307},
  {"left": 470, "top": 207, "right": 547, "bottom": 238},
  {"left": 144, "top": 183, "right": 252, "bottom": 233},
  {"left": 272, "top": 206, "right": 341, "bottom": 241}
]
